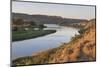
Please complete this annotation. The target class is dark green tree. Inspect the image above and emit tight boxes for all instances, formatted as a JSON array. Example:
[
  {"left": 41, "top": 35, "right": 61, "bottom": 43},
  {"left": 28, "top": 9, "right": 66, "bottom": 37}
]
[{"left": 30, "top": 21, "right": 36, "bottom": 26}]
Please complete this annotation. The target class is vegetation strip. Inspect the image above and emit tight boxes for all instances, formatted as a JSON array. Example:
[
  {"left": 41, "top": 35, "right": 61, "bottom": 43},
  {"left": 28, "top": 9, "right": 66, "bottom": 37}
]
[{"left": 12, "top": 30, "right": 56, "bottom": 41}]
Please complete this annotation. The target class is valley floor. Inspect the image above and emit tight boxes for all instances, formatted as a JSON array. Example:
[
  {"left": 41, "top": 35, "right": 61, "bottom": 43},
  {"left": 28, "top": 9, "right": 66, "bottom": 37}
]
[{"left": 12, "top": 29, "right": 56, "bottom": 41}]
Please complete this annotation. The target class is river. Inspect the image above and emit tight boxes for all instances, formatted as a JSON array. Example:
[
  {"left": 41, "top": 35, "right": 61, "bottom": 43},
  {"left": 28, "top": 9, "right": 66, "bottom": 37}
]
[{"left": 12, "top": 24, "right": 79, "bottom": 60}]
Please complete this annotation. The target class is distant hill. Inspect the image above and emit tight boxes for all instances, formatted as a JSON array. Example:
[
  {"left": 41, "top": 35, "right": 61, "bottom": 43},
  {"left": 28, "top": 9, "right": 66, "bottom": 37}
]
[{"left": 12, "top": 13, "right": 87, "bottom": 25}]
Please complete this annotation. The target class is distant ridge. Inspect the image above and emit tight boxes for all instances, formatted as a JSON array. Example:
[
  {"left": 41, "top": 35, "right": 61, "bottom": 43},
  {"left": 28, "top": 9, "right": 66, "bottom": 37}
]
[{"left": 12, "top": 13, "right": 87, "bottom": 25}]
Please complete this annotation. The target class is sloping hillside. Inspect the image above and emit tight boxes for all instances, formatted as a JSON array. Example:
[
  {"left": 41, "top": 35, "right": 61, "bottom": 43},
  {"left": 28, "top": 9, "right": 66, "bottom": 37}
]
[
  {"left": 13, "top": 19, "right": 96, "bottom": 65},
  {"left": 12, "top": 13, "right": 87, "bottom": 25}
]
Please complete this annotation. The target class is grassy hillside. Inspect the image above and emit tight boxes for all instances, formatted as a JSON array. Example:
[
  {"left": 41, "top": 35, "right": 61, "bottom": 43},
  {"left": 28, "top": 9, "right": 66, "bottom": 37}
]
[{"left": 12, "top": 19, "right": 96, "bottom": 66}]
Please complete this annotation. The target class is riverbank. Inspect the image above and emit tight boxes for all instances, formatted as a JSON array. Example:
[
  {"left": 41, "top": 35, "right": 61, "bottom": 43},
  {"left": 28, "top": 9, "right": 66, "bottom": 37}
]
[
  {"left": 12, "top": 19, "right": 96, "bottom": 66},
  {"left": 12, "top": 30, "right": 56, "bottom": 41}
]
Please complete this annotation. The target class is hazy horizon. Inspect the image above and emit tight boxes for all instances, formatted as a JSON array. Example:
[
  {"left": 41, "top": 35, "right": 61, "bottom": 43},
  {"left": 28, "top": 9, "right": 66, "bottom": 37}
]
[{"left": 12, "top": 1, "right": 95, "bottom": 20}]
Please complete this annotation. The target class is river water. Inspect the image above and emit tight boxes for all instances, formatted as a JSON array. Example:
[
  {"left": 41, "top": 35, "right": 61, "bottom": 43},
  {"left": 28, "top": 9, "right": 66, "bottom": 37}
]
[{"left": 12, "top": 24, "right": 79, "bottom": 60}]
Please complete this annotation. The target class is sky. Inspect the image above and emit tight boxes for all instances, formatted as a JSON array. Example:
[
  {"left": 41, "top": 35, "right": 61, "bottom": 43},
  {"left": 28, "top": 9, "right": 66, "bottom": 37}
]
[{"left": 12, "top": 1, "right": 95, "bottom": 20}]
